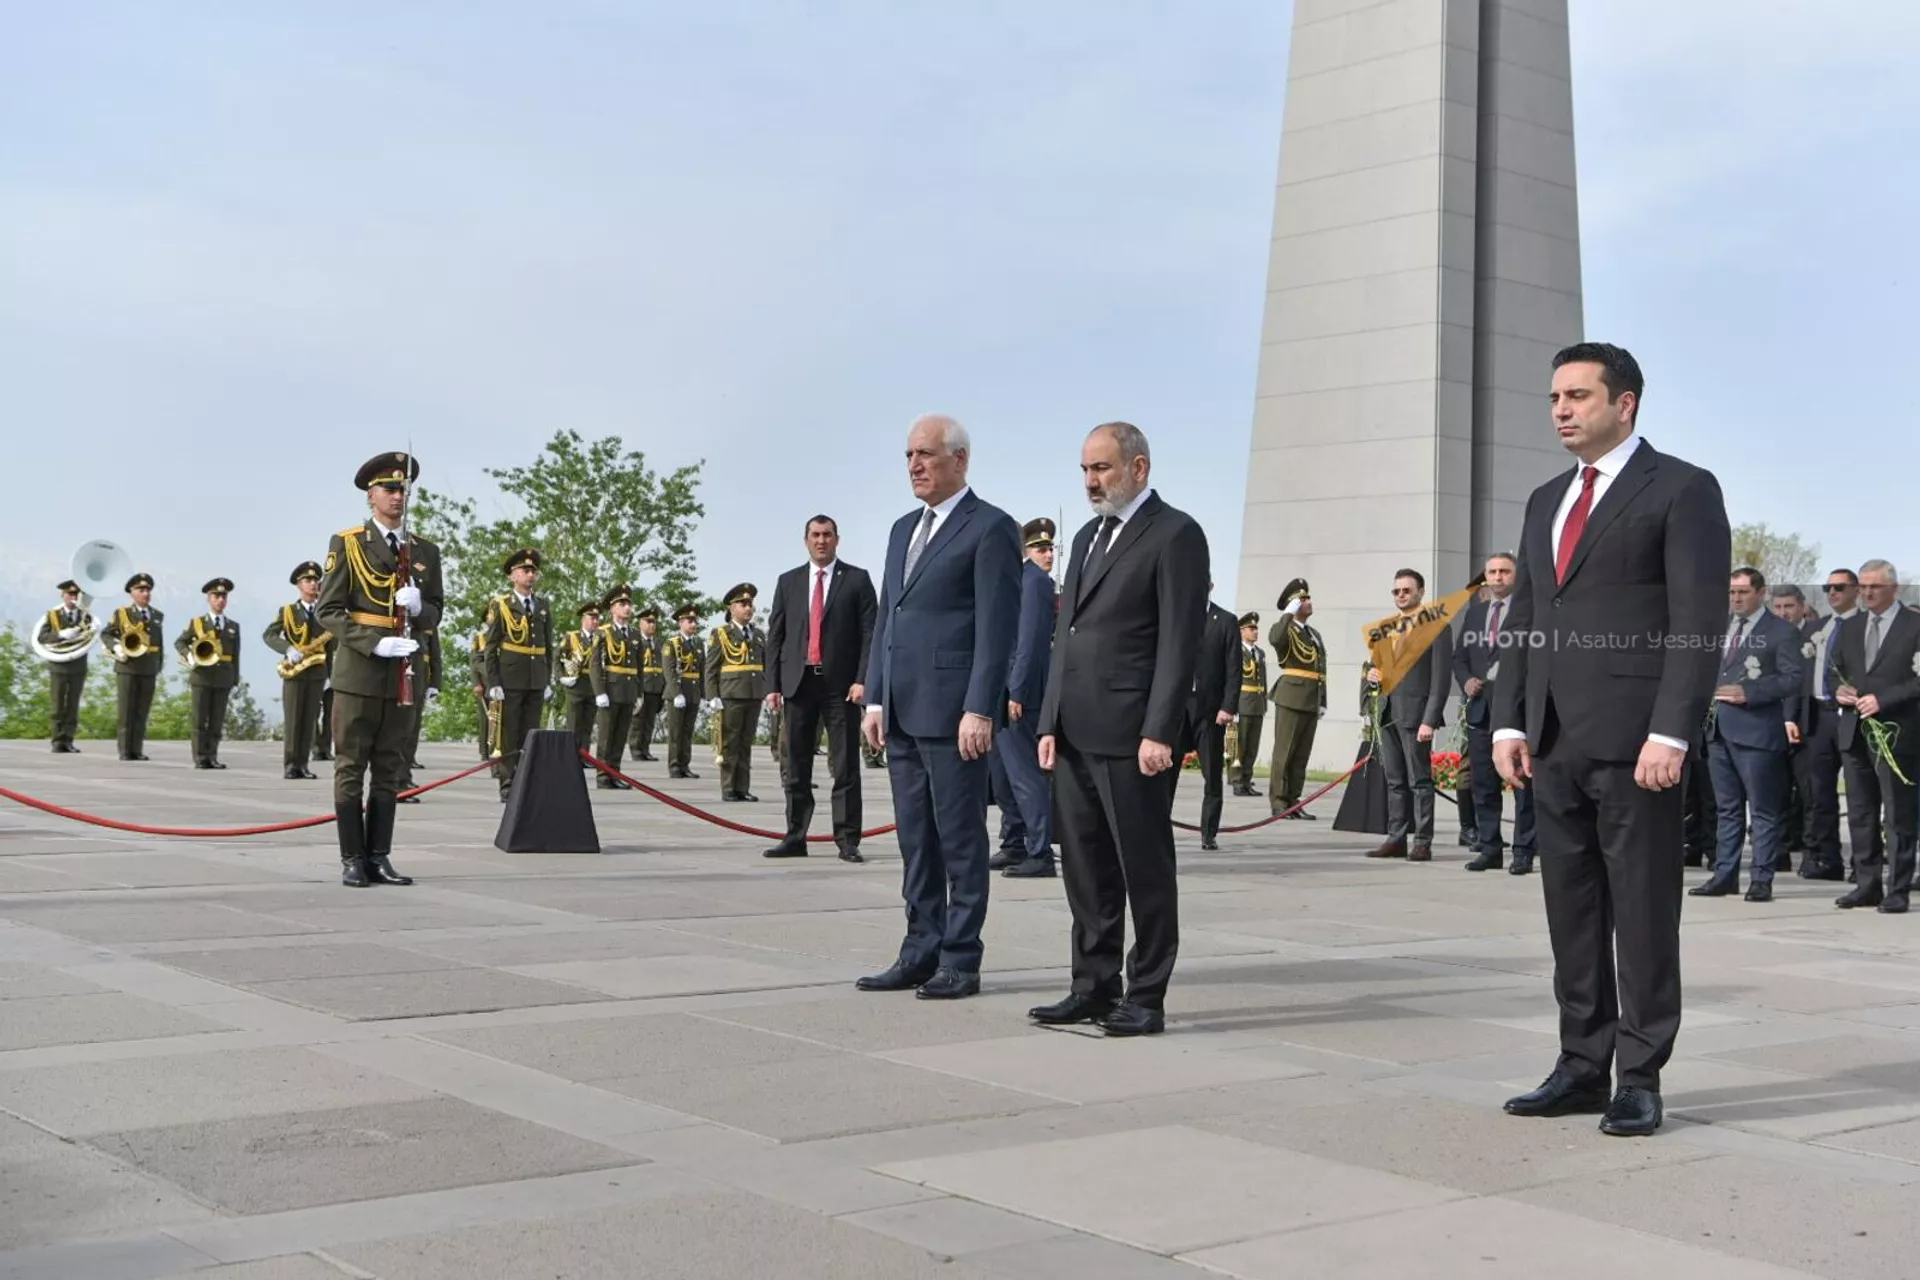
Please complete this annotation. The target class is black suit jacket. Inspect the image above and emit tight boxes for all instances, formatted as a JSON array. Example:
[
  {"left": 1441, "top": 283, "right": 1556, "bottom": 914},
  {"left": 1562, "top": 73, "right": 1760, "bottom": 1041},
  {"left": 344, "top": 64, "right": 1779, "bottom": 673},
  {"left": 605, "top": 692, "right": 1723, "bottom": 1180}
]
[
  {"left": 1493, "top": 438, "right": 1731, "bottom": 761},
  {"left": 1453, "top": 596, "right": 1516, "bottom": 730},
  {"left": 1036, "top": 492, "right": 1209, "bottom": 756},
  {"left": 1189, "top": 603, "right": 1239, "bottom": 724},
  {"left": 767, "top": 561, "right": 877, "bottom": 698},
  {"left": 1832, "top": 605, "right": 1920, "bottom": 752},
  {"left": 1386, "top": 621, "right": 1451, "bottom": 730}
]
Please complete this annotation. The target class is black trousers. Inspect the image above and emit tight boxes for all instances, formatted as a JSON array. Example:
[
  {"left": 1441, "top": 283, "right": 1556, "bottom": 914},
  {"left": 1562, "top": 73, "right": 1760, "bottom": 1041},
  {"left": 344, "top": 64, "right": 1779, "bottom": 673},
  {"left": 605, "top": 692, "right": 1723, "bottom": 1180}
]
[
  {"left": 596, "top": 699, "right": 636, "bottom": 772},
  {"left": 1532, "top": 717, "right": 1685, "bottom": 1091},
  {"left": 1056, "top": 735, "right": 1180, "bottom": 1008},
  {"left": 565, "top": 694, "right": 596, "bottom": 760},
  {"left": 1170, "top": 708, "right": 1227, "bottom": 841},
  {"left": 332, "top": 689, "right": 410, "bottom": 805},
  {"left": 50, "top": 663, "right": 85, "bottom": 747},
  {"left": 493, "top": 689, "right": 544, "bottom": 793},
  {"left": 719, "top": 697, "right": 757, "bottom": 795},
  {"left": 631, "top": 689, "right": 664, "bottom": 757},
  {"left": 116, "top": 671, "right": 156, "bottom": 757},
  {"left": 1795, "top": 703, "right": 1845, "bottom": 871},
  {"left": 1231, "top": 712, "right": 1264, "bottom": 789},
  {"left": 190, "top": 686, "right": 231, "bottom": 764},
  {"left": 1842, "top": 735, "right": 1919, "bottom": 894},
  {"left": 283, "top": 677, "right": 322, "bottom": 766},
  {"left": 781, "top": 672, "right": 862, "bottom": 848},
  {"left": 1467, "top": 722, "right": 1535, "bottom": 854}
]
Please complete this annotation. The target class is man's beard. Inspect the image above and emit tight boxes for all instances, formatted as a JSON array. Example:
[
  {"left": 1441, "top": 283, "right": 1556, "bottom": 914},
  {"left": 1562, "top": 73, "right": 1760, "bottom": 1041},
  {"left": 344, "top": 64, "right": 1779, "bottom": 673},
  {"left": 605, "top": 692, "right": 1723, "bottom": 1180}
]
[{"left": 1088, "top": 474, "right": 1143, "bottom": 518}]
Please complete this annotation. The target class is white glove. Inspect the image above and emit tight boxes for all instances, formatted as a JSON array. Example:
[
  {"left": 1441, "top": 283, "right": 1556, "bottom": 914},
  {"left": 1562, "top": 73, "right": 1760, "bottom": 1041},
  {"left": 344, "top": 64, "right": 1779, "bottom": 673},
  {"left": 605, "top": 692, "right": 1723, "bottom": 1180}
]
[
  {"left": 561, "top": 675, "right": 578, "bottom": 688},
  {"left": 709, "top": 698, "right": 723, "bottom": 711},
  {"left": 373, "top": 636, "right": 419, "bottom": 658},
  {"left": 426, "top": 687, "right": 440, "bottom": 705},
  {"left": 488, "top": 686, "right": 505, "bottom": 702},
  {"left": 323, "top": 679, "right": 331, "bottom": 692},
  {"left": 673, "top": 694, "right": 687, "bottom": 709},
  {"left": 58, "top": 626, "right": 80, "bottom": 640},
  {"left": 395, "top": 584, "right": 422, "bottom": 616},
  {"left": 596, "top": 693, "right": 611, "bottom": 708}
]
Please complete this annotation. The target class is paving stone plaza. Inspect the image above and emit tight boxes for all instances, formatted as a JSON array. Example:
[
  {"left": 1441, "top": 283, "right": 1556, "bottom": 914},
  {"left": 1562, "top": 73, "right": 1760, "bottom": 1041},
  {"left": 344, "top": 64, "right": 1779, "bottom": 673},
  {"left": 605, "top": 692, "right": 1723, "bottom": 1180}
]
[{"left": 2, "top": 740, "right": 1917, "bottom": 1278}]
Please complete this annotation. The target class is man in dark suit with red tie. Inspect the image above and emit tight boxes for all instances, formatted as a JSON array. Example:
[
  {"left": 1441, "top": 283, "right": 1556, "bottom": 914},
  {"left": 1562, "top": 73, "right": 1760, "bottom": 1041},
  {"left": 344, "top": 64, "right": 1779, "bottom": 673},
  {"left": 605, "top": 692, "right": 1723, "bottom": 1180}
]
[
  {"left": 763, "top": 515, "right": 878, "bottom": 864},
  {"left": 1493, "top": 343, "right": 1730, "bottom": 1137}
]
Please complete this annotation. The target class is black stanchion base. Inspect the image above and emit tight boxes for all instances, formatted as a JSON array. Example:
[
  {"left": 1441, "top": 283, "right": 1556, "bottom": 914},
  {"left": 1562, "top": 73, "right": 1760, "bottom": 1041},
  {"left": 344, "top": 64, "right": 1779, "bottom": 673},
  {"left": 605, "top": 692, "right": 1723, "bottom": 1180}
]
[
  {"left": 1332, "top": 740, "right": 1390, "bottom": 836},
  {"left": 495, "top": 729, "right": 602, "bottom": 853}
]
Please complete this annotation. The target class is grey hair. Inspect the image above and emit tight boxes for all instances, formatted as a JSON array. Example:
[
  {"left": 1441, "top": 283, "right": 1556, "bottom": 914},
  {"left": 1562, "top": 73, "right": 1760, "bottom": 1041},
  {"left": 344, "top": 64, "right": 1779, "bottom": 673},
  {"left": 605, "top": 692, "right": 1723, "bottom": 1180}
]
[
  {"left": 1861, "top": 558, "right": 1900, "bottom": 584},
  {"left": 1092, "top": 420, "right": 1150, "bottom": 464},
  {"left": 910, "top": 413, "right": 970, "bottom": 456}
]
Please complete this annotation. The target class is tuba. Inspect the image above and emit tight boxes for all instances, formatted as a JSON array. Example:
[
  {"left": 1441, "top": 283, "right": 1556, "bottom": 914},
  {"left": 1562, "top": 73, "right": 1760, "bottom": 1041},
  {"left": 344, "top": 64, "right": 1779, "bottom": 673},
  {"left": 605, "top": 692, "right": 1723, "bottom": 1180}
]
[{"left": 34, "top": 540, "right": 130, "bottom": 663}]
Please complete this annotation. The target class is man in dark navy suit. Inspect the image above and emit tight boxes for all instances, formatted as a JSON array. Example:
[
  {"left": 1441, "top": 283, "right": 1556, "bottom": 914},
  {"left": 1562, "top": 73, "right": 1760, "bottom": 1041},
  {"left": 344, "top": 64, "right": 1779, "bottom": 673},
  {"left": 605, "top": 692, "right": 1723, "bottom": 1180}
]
[
  {"left": 1694, "top": 567, "right": 1804, "bottom": 902},
  {"left": 1170, "top": 585, "right": 1240, "bottom": 851},
  {"left": 858, "top": 414, "right": 1022, "bottom": 1000},
  {"left": 989, "top": 518, "right": 1061, "bottom": 878},
  {"left": 1453, "top": 552, "right": 1537, "bottom": 874}
]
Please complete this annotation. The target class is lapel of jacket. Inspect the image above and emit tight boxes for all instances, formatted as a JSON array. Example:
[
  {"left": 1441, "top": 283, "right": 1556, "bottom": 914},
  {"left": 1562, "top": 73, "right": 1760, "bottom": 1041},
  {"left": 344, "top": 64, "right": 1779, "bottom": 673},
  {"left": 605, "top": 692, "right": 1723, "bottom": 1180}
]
[
  {"left": 1865, "top": 607, "right": 1911, "bottom": 674},
  {"left": 361, "top": 519, "right": 400, "bottom": 574},
  {"left": 897, "top": 495, "right": 977, "bottom": 604},
  {"left": 1056, "top": 518, "right": 1097, "bottom": 625},
  {"left": 1558, "top": 441, "right": 1658, "bottom": 588},
  {"left": 1078, "top": 494, "right": 1162, "bottom": 605}
]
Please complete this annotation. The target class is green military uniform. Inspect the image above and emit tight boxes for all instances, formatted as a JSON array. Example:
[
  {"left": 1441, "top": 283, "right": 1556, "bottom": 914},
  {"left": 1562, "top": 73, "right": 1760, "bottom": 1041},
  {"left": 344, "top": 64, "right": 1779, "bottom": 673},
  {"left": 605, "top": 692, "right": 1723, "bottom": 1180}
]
[
  {"left": 175, "top": 578, "right": 242, "bottom": 770},
  {"left": 101, "top": 574, "right": 163, "bottom": 761},
  {"left": 628, "top": 609, "right": 667, "bottom": 762},
  {"left": 555, "top": 603, "right": 602, "bottom": 761},
  {"left": 591, "top": 585, "right": 641, "bottom": 787},
  {"left": 319, "top": 450, "right": 444, "bottom": 888},
  {"left": 1231, "top": 613, "right": 1268, "bottom": 795},
  {"left": 664, "top": 607, "right": 704, "bottom": 777},
  {"left": 469, "top": 631, "right": 491, "bottom": 759},
  {"left": 704, "top": 583, "right": 767, "bottom": 801},
  {"left": 314, "top": 633, "right": 335, "bottom": 761},
  {"left": 1267, "top": 578, "right": 1329, "bottom": 817},
  {"left": 264, "top": 561, "right": 331, "bottom": 778},
  {"left": 480, "top": 548, "right": 553, "bottom": 800},
  {"left": 397, "top": 626, "right": 438, "bottom": 801},
  {"left": 37, "top": 582, "right": 90, "bottom": 753}
]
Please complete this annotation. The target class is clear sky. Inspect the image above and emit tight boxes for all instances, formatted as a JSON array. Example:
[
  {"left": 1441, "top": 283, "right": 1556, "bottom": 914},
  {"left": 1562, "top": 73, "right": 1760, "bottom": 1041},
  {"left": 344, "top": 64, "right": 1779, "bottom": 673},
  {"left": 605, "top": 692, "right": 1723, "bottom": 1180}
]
[{"left": 3, "top": 1, "right": 1915, "bottom": 690}]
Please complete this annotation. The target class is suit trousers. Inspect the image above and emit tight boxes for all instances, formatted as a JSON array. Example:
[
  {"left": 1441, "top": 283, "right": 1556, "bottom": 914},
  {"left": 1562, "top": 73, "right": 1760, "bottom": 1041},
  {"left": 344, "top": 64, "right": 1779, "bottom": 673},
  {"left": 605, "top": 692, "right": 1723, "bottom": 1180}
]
[
  {"left": 1842, "top": 736, "right": 1919, "bottom": 895},
  {"left": 190, "top": 686, "right": 230, "bottom": 765},
  {"left": 331, "top": 690, "right": 410, "bottom": 805},
  {"left": 1533, "top": 722, "right": 1685, "bottom": 1091},
  {"left": 595, "top": 700, "right": 635, "bottom": 772},
  {"left": 1170, "top": 709, "right": 1226, "bottom": 841},
  {"left": 116, "top": 671, "right": 156, "bottom": 758},
  {"left": 1376, "top": 722, "right": 1435, "bottom": 844},
  {"left": 1056, "top": 735, "right": 1180, "bottom": 1006},
  {"left": 1707, "top": 738, "right": 1791, "bottom": 884},
  {"left": 887, "top": 729, "right": 991, "bottom": 973},
  {"left": 1781, "top": 750, "right": 1805, "bottom": 854},
  {"left": 493, "top": 689, "right": 544, "bottom": 794},
  {"left": 50, "top": 664, "right": 85, "bottom": 748},
  {"left": 989, "top": 747, "right": 1023, "bottom": 852},
  {"left": 719, "top": 698, "right": 757, "bottom": 795},
  {"left": 1232, "top": 713, "right": 1264, "bottom": 789},
  {"left": 1467, "top": 722, "right": 1535, "bottom": 855},
  {"left": 1268, "top": 705, "right": 1318, "bottom": 811},
  {"left": 1795, "top": 703, "right": 1845, "bottom": 872},
  {"left": 666, "top": 699, "right": 696, "bottom": 773},
  {"left": 781, "top": 673, "right": 863, "bottom": 848},
  {"left": 992, "top": 710, "right": 1052, "bottom": 856},
  {"left": 564, "top": 694, "right": 596, "bottom": 761},
  {"left": 1682, "top": 743, "right": 1716, "bottom": 859},
  {"left": 630, "top": 689, "right": 663, "bottom": 757},
  {"left": 283, "top": 678, "right": 321, "bottom": 766}
]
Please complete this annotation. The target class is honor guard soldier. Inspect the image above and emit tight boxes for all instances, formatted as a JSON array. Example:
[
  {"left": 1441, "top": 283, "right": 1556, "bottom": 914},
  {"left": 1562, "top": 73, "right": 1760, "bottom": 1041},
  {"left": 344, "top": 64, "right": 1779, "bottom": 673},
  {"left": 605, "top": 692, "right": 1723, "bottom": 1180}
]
[
  {"left": 555, "top": 601, "right": 602, "bottom": 761},
  {"left": 591, "top": 585, "right": 641, "bottom": 788},
  {"left": 664, "top": 604, "right": 704, "bottom": 777},
  {"left": 468, "top": 631, "right": 491, "bottom": 759},
  {"left": 319, "top": 451, "right": 443, "bottom": 887},
  {"left": 629, "top": 605, "right": 667, "bottom": 762},
  {"left": 1230, "top": 612, "right": 1268, "bottom": 795},
  {"left": 706, "top": 584, "right": 767, "bottom": 800},
  {"left": 481, "top": 548, "right": 553, "bottom": 801},
  {"left": 102, "top": 572, "right": 163, "bottom": 761},
  {"left": 38, "top": 579, "right": 92, "bottom": 753},
  {"left": 266, "top": 561, "right": 331, "bottom": 779},
  {"left": 176, "top": 578, "right": 241, "bottom": 770},
  {"left": 1267, "top": 578, "right": 1328, "bottom": 818}
]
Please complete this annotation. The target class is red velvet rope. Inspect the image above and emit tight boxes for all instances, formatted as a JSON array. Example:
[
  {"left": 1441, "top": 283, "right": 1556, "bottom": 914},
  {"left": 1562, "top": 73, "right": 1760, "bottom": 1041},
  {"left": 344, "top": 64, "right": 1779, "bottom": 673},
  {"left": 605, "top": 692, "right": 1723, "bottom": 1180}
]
[{"left": 1169, "top": 753, "right": 1367, "bottom": 833}]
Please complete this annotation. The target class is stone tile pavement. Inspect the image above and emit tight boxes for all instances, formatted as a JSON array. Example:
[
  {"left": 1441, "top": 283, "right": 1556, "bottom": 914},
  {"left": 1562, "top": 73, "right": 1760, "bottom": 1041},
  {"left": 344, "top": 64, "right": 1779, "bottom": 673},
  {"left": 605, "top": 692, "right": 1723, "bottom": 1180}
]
[{"left": 0, "top": 740, "right": 1916, "bottom": 1278}]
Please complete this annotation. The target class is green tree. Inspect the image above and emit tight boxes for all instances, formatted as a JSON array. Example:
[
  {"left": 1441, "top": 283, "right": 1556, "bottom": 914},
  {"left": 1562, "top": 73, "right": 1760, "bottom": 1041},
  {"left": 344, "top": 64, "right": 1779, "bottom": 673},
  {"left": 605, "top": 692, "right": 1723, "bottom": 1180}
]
[
  {"left": 1732, "top": 522, "right": 1821, "bottom": 589},
  {"left": 223, "top": 681, "right": 268, "bottom": 740}
]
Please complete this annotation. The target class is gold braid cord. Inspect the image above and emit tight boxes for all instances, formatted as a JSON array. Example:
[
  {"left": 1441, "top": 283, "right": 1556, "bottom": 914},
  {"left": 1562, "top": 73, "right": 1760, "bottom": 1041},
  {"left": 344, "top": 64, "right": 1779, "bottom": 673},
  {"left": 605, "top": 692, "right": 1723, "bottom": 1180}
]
[
  {"left": 713, "top": 626, "right": 751, "bottom": 666},
  {"left": 1283, "top": 618, "right": 1319, "bottom": 666},
  {"left": 491, "top": 595, "right": 531, "bottom": 647},
  {"left": 601, "top": 628, "right": 628, "bottom": 667},
  {"left": 341, "top": 533, "right": 397, "bottom": 609}
]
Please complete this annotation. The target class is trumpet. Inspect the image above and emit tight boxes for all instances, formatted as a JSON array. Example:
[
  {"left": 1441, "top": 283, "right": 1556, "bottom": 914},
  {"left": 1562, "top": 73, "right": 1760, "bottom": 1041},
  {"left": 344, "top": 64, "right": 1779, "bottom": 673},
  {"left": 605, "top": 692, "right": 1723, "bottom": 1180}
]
[
  {"left": 1224, "top": 718, "right": 1241, "bottom": 771},
  {"left": 487, "top": 696, "right": 505, "bottom": 759},
  {"left": 180, "top": 636, "right": 221, "bottom": 670},
  {"left": 712, "top": 701, "right": 725, "bottom": 766}
]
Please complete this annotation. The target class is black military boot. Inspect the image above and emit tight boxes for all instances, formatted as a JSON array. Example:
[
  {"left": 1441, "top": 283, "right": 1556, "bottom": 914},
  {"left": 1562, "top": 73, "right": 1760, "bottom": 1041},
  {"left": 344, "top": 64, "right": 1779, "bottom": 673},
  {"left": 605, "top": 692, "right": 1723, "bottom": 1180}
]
[
  {"left": 363, "top": 795, "right": 414, "bottom": 886},
  {"left": 337, "top": 801, "right": 371, "bottom": 888}
]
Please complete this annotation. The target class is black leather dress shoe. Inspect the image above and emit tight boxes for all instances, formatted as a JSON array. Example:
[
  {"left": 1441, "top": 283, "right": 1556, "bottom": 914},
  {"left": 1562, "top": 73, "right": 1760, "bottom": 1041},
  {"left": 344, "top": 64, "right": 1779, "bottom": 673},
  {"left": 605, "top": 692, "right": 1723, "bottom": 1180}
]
[
  {"left": 398, "top": 794, "right": 420, "bottom": 804},
  {"left": 1598, "top": 1085, "right": 1663, "bottom": 1136},
  {"left": 194, "top": 761, "right": 213, "bottom": 770},
  {"left": 916, "top": 967, "right": 980, "bottom": 1000},
  {"left": 738, "top": 792, "right": 758, "bottom": 802},
  {"left": 1879, "top": 892, "right": 1910, "bottom": 914},
  {"left": 1464, "top": 851, "right": 1504, "bottom": 872},
  {"left": 1744, "top": 882, "right": 1773, "bottom": 902},
  {"left": 366, "top": 855, "right": 414, "bottom": 886},
  {"left": 1837, "top": 881, "right": 1884, "bottom": 909},
  {"left": 763, "top": 839, "right": 808, "bottom": 858},
  {"left": 285, "top": 767, "right": 304, "bottom": 780},
  {"left": 1689, "top": 874, "right": 1738, "bottom": 897},
  {"left": 1002, "top": 856, "right": 1056, "bottom": 878},
  {"left": 1503, "top": 1068, "right": 1610, "bottom": 1117},
  {"left": 1798, "top": 861, "right": 1845, "bottom": 881},
  {"left": 989, "top": 849, "right": 1020, "bottom": 870},
  {"left": 1293, "top": 810, "right": 1317, "bottom": 820},
  {"left": 838, "top": 848, "right": 864, "bottom": 864},
  {"left": 1029, "top": 992, "right": 1116, "bottom": 1025},
  {"left": 341, "top": 858, "right": 371, "bottom": 888},
  {"left": 856, "top": 962, "right": 936, "bottom": 992},
  {"left": 209, "top": 760, "right": 227, "bottom": 770},
  {"left": 298, "top": 768, "right": 317, "bottom": 780},
  {"left": 1200, "top": 837, "right": 1219, "bottom": 851},
  {"left": 1097, "top": 1000, "right": 1165, "bottom": 1037},
  {"left": 1509, "top": 853, "right": 1534, "bottom": 875},
  {"left": 637, "top": 752, "right": 658, "bottom": 762}
]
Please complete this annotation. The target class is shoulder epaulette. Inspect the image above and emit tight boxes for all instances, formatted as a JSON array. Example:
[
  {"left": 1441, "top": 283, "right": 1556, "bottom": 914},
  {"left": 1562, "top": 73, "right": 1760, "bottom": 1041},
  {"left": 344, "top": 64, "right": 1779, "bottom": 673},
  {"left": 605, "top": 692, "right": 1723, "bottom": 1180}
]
[{"left": 335, "top": 524, "right": 363, "bottom": 540}]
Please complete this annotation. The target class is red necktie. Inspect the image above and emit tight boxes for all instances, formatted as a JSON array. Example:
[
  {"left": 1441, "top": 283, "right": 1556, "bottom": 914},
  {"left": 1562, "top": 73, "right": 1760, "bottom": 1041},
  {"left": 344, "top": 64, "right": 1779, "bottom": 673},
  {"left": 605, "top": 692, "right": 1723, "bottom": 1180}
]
[
  {"left": 807, "top": 568, "right": 825, "bottom": 665},
  {"left": 1487, "top": 600, "right": 1502, "bottom": 647},
  {"left": 1555, "top": 465, "right": 1599, "bottom": 584}
]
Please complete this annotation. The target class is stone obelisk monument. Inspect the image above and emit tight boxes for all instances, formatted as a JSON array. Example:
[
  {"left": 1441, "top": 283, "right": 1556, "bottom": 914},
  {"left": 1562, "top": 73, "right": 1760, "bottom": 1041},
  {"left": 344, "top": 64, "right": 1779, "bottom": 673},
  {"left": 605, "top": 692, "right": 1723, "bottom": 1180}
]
[{"left": 1236, "top": 0, "right": 1584, "bottom": 769}]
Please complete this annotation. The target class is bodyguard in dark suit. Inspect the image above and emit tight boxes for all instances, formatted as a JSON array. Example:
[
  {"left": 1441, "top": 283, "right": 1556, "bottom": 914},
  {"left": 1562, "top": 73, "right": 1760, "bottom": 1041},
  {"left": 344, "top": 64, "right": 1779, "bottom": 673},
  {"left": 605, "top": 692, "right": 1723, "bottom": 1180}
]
[
  {"left": 1033, "top": 423, "right": 1208, "bottom": 1037},
  {"left": 765, "top": 515, "right": 878, "bottom": 863},
  {"left": 1453, "top": 554, "right": 1536, "bottom": 874},
  {"left": 1694, "top": 568, "right": 1804, "bottom": 901},
  {"left": 1793, "top": 570, "right": 1862, "bottom": 881},
  {"left": 1170, "top": 591, "right": 1239, "bottom": 851},
  {"left": 858, "top": 415, "right": 1022, "bottom": 1000},
  {"left": 1368, "top": 569, "right": 1453, "bottom": 861},
  {"left": 991, "top": 519, "right": 1062, "bottom": 876},
  {"left": 1832, "top": 560, "right": 1920, "bottom": 913},
  {"left": 1493, "top": 343, "right": 1730, "bottom": 1137}
]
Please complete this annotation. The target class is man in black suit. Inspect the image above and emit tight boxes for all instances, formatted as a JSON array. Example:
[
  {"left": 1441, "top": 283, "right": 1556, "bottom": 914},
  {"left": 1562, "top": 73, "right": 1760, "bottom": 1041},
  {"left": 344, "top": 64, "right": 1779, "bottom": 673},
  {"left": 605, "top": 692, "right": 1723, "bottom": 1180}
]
[
  {"left": 1033, "top": 422, "right": 1208, "bottom": 1036},
  {"left": 1793, "top": 570, "right": 1861, "bottom": 881},
  {"left": 1170, "top": 585, "right": 1240, "bottom": 851},
  {"left": 764, "top": 515, "right": 878, "bottom": 864},
  {"left": 1453, "top": 553, "right": 1536, "bottom": 875},
  {"left": 1367, "top": 569, "right": 1452, "bottom": 862},
  {"left": 857, "top": 415, "right": 1022, "bottom": 1000},
  {"left": 1833, "top": 559, "right": 1920, "bottom": 913},
  {"left": 1493, "top": 342, "right": 1730, "bottom": 1138}
]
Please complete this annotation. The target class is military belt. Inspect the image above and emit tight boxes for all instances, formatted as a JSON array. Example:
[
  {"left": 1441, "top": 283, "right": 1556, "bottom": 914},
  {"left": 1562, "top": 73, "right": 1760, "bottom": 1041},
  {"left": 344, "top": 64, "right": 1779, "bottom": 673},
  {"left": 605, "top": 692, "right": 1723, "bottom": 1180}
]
[
  {"left": 501, "top": 642, "right": 549, "bottom": 657},
  {"left": 720, "top": 663, "right": 764, "bottom": 673},
  {"left": 606, "top": 665, "right": 637, "bottom": 676},
  {"left": 213, "top": 655, "right": 235, "bottom": 663},
  {"left": 1240, "top": 683, "right": 1264, "bottom": 693},
  {"left": 1279, "top": 667, "right": 1323, "bottom": 680},
  {"left": 349, "top": 610, "right": 398, "bottom": 629}
]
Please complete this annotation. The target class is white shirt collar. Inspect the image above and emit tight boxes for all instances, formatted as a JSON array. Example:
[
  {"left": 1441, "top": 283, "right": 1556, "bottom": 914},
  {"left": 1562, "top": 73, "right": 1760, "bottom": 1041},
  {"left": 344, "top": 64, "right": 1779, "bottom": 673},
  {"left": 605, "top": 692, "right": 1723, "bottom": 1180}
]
[
  {"left": 809, "top": 559, "right": 839, "bottom": 577},
  {"left": 923, "top": 486, "right": 969, "bottom": 520},
  {"left": 1108, "top": 485, "right": 1154, "bottom": 527},
  {"left": 1579, "top": 433, "right": 1643, "bottom": 479}
]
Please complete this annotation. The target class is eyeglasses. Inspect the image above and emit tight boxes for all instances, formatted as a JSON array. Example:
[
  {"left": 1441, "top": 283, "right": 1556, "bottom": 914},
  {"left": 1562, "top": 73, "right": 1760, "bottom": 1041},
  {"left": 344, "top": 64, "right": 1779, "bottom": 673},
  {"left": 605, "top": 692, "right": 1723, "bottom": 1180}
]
[{"left": 1824, "top": 583, "right": 1853, "bottom": 592}]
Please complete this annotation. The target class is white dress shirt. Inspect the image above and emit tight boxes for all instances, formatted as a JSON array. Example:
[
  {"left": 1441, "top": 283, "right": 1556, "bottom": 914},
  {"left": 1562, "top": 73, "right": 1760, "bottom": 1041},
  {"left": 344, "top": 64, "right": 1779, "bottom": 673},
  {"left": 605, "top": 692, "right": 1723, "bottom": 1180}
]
[
  {"left": 1811, "top": 606, "right": 1858, "bottom": 700},
  {"left": 1089, "top": 485, "right": 1154, "bottom": 554}
]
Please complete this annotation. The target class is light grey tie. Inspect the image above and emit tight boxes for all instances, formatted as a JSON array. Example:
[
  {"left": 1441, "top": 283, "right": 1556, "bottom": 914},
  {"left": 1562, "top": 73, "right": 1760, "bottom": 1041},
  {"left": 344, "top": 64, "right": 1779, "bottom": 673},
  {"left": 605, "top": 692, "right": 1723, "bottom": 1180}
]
[
  {"left": 903, "top": 507, "right": 936, "bottom": 580},
  {"left": 1866, "top": 612, "right": 1883, "bottom": 669}
]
